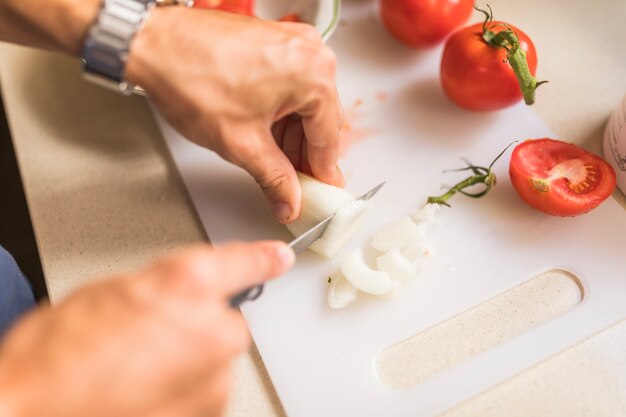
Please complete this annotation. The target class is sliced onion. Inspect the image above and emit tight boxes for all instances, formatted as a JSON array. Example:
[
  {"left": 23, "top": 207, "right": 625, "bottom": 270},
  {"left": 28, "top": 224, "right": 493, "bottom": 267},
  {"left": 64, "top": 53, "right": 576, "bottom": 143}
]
[
  {"left": 327, "top": 271, "right": 358, "bottom": 309},
  {"left": 310, "top": 199, "right": 370, "bottom": 258},
  {"left": 371, "top": 216, "right": 421, "bottom": 252},
  {"left": 286, "top": 172, "right": 370, "bottom": 258},
  {"left": 401, "top": 234, "right": 435, "bottom": 261},
  {"left": 376, "top": 248, "right": 419, "bottom": 282},
  {"left": 340, "top": 248, "right": 392, "bottom": 295},
  {"left": 412, "top": 203, "right": 441, "bottom": 226}
]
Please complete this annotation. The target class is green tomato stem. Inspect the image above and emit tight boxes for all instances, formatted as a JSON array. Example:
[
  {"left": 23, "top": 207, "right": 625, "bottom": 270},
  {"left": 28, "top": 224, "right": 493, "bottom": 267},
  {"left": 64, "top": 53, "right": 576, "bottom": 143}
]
[
  {"left": 427, "top": 175, "right": 490, "bottom": 206},
  {"left": 426, "top": 141, "right": 517, "bottom": 207},
  {"left": 476, "top": 5, "right": 547, "bottom": 105}
]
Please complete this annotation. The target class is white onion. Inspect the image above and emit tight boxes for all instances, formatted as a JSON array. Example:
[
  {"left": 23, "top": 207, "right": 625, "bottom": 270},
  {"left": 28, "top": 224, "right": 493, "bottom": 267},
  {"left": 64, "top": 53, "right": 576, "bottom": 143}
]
[
  {"left": 310, "top": 199, "right": 369, "bottom": 257},
  {"left": 371, "top": 216, "right": 421, "bottom": 251},
  {"left": 286, "top": 173, "right": 370, "bottom": 258},
  {"left": 340, "top": 248, "right": 392, "bottom": 295},
  {"left": 401, "top": 229, "right": 435, "bottom": 261},
  {"left": 327, "top": 271, "right": 358, "bottom": 309},
  {"left": 376, "top": 248, "right": 419, "bottom": 282},
  {"left": 412, "top": 203, "right": 442, "bottom": 225}
]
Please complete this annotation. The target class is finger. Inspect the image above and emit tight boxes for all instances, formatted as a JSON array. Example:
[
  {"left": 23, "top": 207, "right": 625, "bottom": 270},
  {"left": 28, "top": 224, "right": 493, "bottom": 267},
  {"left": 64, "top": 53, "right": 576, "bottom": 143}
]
[
  {"left": 166, "top": 366, "right": 232, "bottom": 417},
  {"left": 205, "top": 241, "right": 295, "bottom": 297},
  {"left": 297, "top": 50, "right": 345, "bottom": 187},
  {"left": 239, "top": 130, "right": 303, "bottom": 223},
  {"left": 151, "top": 241, "right": 294, "bottom": 299},
  {"left": 200, "top": 309, "right": 250, "bottom": 359},
  {"left": 193, "top": 366, "right": 233, "bottom": 417},
  {"left": 281, "top": 115, "right": 305, "bottom": 170}
]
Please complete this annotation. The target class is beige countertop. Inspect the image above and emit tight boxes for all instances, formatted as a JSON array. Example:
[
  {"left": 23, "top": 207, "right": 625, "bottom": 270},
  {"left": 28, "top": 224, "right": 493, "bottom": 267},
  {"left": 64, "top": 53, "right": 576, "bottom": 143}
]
[{"left": 1, "top": 0, "right": 625, "bottom": 415}]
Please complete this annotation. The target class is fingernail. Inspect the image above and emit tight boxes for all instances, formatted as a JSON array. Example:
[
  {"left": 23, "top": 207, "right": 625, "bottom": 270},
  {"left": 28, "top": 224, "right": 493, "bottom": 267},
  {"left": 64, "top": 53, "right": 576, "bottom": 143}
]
[
  {"left": 276, "top": 244, "right": 295, "bottom": 268},
  {"left": 272, "top": 203, "right": 292, "bottom": 223}
]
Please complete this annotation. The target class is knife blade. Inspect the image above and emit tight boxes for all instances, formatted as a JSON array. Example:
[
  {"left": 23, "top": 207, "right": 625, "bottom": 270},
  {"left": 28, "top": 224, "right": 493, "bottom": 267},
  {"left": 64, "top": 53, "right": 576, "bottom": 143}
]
[
  {"left": 230, "top": 181, "right": 386, "bottom": 308},
  {"left": 286, "top": 180, "right": 386, "bottom": 255}
]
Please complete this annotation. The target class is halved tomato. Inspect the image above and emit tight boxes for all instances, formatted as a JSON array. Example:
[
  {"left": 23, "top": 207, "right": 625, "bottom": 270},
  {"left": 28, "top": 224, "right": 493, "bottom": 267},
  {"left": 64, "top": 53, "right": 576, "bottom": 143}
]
[{"left": 509, "top": 139, "right": 616, "bottom": 216}]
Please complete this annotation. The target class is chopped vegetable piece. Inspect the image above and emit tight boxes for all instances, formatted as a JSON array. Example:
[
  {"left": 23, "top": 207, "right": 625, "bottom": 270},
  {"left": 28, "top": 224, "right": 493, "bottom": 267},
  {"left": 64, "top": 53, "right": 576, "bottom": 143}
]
[
  {"left": 371, "top": 216, "right": 421, "bottom": 251},
  {"left": 376, "top": 248, "right": 418, "bottom": 282},
  {"left": 328, "top": 271, "right": 358, "bottom": 309},
  {"left": 340, "top": 248, "right": 392, "bottom": 295},
  {"left": 286, "top": 173, "right": 370, "bottom": 257}
]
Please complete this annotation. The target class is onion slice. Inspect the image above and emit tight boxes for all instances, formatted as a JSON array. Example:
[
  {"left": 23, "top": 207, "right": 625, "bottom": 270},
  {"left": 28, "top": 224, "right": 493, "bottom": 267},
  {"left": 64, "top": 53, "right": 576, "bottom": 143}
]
[
  {"left": 327, "top": 272, "right": 358, "bottom": 309},
  {"left": 341, "top": 248, "right": 392, "bottom": 295},
  {"left": 310, "top": 199, "right": 369, "bottom": 257},
  {"left": 286, "top": 173, "right": 370, "bottom": 258},
  {"left": 376, "top": 248, "right": 419, "bottom": 282},
  {"left": 371, "top": 216, "right": 421, "bottom": 251}
]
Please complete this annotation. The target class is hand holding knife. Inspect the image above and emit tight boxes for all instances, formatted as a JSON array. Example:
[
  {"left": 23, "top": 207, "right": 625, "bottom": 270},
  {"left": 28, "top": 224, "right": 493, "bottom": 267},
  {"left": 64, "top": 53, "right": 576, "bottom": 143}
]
[{"left": 230, "top": 181, "right": 386, "bottom": 308}]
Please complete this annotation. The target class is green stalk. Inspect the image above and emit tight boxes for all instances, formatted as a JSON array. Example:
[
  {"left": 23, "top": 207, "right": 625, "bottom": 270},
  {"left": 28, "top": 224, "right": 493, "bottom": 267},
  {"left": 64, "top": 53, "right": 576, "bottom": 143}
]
[
  {"left": 427, "top": 174, "right": 493, "bottom": 206},
  {"left": 427, "top": 142, "right": 517, "bottom": 207},
  {"left": 476, "top": 5, "right": 547, "bottom": 105}
]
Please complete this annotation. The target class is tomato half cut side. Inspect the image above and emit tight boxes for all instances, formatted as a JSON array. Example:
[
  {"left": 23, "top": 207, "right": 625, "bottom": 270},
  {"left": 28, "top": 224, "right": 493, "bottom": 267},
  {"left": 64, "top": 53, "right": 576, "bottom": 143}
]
[{"left": 509, "top": 139, "right": 616, "bottom": 216}]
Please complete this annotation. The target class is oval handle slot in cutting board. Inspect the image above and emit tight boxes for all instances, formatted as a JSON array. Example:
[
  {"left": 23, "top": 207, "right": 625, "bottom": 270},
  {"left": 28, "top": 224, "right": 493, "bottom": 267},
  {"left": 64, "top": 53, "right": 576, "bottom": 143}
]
[{"left": 376, "top": 269, "right": 584, "bottom": 389}]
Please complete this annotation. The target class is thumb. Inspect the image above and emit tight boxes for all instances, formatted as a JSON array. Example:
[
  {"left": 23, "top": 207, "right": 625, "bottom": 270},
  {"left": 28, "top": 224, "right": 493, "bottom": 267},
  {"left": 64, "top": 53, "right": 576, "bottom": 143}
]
[{"left": 242, "top": 131, "right": 302, "bottom": 224}]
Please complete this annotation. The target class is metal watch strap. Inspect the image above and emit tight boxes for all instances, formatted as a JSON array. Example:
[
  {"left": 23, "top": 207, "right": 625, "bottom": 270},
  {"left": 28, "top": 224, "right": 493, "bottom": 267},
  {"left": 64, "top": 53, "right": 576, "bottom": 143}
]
[{"left": 82, "top": 0, "right": 156, "bottom": 95}]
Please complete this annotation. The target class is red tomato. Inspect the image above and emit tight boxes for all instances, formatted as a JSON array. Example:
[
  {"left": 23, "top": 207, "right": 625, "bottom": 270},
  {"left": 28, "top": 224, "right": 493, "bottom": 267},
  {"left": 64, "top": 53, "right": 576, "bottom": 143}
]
[
  {"left": 380, "top": 0, "right": 473, "bottom": 49},
  {"left": 509, "top": 139, "right": 616, "bottom": 216},
  {"left": 279, "top": 13, "right": 303, "bottom": 23},
  {"left": 193, "top": 0, "right": 254, "bottom": 16},
  {"left": 440, "top": 22, "right": 537, "bottom": 111}
]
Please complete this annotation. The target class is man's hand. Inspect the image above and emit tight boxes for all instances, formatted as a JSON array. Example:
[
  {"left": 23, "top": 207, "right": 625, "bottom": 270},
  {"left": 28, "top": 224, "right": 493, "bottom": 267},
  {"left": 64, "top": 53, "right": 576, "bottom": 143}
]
[
  {"left": 0, "top": 241, "right": 295, "bottom": 417},
  {"left": 126, "top": 8, "right": 345, "bottom": 223}
]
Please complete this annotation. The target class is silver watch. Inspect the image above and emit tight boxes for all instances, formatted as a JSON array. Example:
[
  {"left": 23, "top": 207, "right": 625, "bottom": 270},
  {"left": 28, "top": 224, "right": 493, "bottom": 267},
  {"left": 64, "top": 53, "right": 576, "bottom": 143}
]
[{"left": 81, "top": 0, "right": 157, "bottom": 95}]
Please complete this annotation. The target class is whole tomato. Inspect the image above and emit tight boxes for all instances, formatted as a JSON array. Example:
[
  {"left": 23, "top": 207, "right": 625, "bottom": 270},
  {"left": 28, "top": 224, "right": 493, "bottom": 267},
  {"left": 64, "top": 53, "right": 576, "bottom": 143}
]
[
  {"left": 193, "top": 0, "right": 254, "bottom": 16},
  {"left": 440, "top": 20, "right": 538, "bottom": 111},
  {"left": 381, "top": 0, "right": 473, "bottom": 48}
]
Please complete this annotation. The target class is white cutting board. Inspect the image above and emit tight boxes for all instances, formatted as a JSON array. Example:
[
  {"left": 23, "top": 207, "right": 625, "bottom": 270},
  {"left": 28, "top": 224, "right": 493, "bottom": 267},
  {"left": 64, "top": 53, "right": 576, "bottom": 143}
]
[{"left": 154, "top": 2, "right": 626, "bottom": 416}]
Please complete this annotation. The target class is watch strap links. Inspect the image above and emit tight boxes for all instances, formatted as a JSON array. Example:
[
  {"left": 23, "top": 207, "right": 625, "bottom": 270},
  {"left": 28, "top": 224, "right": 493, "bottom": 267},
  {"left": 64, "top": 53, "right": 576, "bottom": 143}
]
[{"left": 82, "top": 0, "right": 156, "bottom": 95}]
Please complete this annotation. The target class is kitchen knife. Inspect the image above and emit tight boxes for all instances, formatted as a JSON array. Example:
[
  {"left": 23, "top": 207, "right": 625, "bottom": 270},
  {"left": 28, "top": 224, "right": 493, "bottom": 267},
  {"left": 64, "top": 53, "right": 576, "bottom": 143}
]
[{"left": 230, "top": 181, "right": 386, "bottom": 308}]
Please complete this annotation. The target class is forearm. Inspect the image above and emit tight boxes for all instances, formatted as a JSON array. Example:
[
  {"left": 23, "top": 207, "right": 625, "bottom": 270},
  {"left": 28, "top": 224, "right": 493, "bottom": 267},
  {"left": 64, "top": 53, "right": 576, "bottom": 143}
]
[{"left": 0, "top": 0, "right": 100, "bottom": 56}]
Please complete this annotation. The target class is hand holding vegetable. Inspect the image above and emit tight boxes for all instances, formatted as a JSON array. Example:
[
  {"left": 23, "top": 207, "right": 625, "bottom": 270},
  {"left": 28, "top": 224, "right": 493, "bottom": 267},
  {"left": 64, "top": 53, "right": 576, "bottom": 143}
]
[
  {"left": 127, "top": 8, "right": 345, "bottom": 224},
  {"left": 0, "top": 242, "right": 294, "bottom": 417}
]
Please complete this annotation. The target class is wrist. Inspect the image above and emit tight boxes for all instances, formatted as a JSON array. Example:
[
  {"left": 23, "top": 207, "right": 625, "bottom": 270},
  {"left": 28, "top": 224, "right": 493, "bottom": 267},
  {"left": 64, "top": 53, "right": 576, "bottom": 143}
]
[{"left": 125, "top": 6, "right": 179, "bottom": 89}]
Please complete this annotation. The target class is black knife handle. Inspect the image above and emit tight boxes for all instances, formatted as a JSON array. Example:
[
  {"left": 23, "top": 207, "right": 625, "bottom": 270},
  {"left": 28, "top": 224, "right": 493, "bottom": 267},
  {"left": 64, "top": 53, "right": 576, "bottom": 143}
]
[{"left": 229, "top": 284, "right": 264, "bottom": 308}]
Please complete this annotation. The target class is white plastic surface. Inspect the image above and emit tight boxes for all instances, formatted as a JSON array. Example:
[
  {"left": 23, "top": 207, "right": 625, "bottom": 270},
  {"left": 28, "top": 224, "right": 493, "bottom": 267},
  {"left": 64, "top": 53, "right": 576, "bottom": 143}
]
[{"left": 154, "top": 2, "right": 626, "bottom": 416}]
